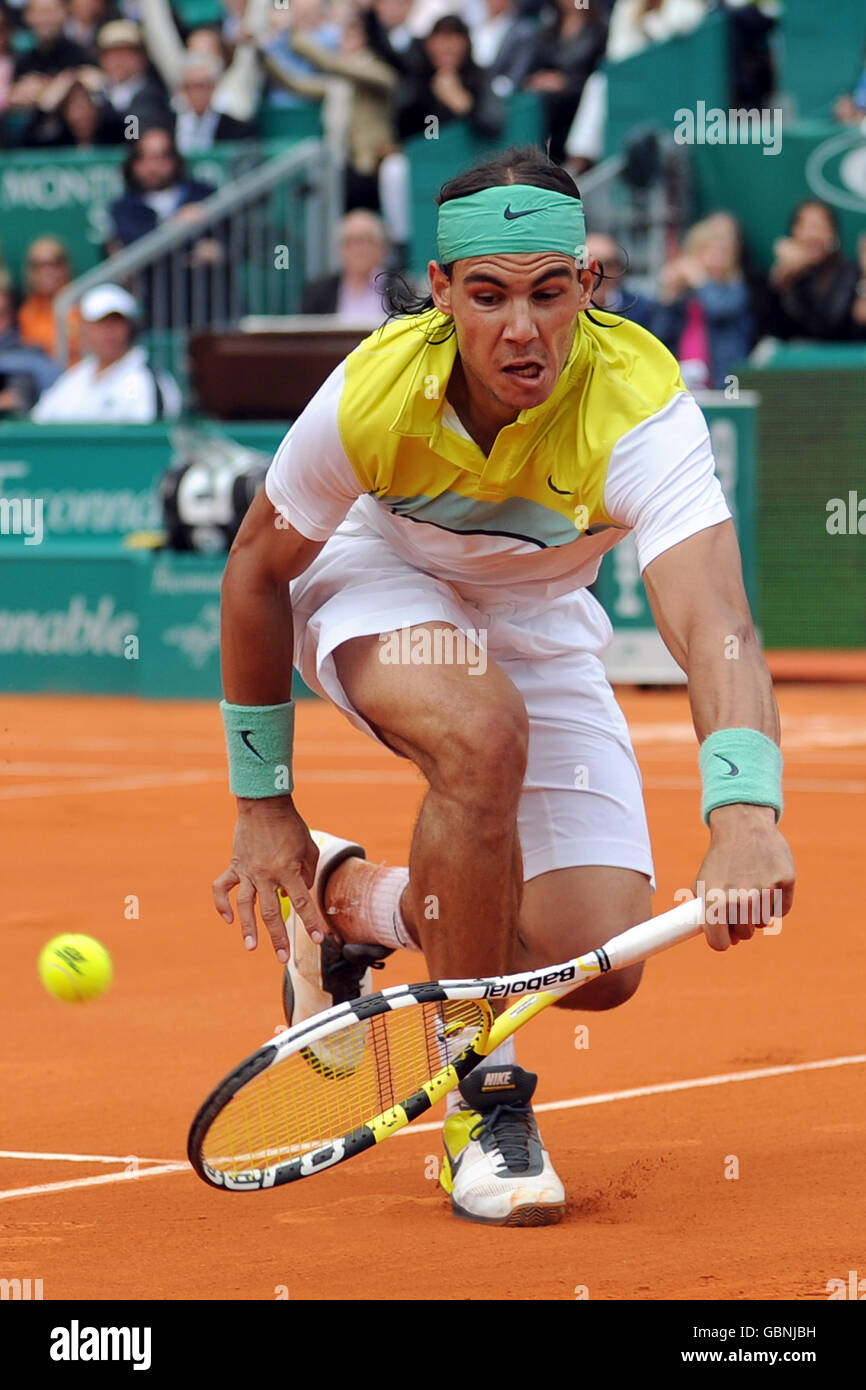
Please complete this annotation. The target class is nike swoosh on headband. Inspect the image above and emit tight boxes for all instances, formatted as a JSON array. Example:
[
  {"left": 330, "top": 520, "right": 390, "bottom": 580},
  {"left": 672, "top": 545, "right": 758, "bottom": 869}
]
[{"left": 503, "top": 205, "right": 544, "bottom": 220}]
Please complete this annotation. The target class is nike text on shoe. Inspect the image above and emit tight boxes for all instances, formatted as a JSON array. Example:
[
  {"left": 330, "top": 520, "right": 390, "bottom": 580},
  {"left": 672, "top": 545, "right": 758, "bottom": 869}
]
[{"left": 440, "top": 1065, "right": 566, "bottom": 1226}]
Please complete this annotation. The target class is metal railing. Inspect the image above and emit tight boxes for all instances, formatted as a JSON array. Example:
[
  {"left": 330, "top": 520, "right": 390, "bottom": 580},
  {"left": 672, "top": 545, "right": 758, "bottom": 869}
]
[
  {"left": 577, "top": 133, "right": 692, "bottom": 296},
  {"left": 53, "top": 138, "right": 340, "bottom": 396}
]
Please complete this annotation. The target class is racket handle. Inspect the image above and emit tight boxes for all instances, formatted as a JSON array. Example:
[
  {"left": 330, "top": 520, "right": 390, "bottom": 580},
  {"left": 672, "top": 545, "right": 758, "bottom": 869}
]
[{"left": 602, "top": 896, "right": 705, "bottom": 971}]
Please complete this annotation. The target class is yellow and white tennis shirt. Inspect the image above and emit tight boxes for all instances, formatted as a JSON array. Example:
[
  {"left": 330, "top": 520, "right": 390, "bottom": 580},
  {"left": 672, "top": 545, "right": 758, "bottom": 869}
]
[{"left": 265, "top": 307, "right": 731, "bottom": 601}]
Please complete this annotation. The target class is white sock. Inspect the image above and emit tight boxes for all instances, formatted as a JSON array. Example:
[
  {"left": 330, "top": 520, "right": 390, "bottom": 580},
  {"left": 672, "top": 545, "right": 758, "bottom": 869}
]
[
  {"left": 447, "top": 1036, "right": 517, "bottom": 1114},
  {"left": 361, "top": 865, "right": 420, "bottom": 952}
]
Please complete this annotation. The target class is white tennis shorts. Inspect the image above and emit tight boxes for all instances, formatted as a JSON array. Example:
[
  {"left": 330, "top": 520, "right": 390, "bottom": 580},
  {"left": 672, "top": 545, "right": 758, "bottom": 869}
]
[{"left": 291, "top": 522, "right": 655, "bottom": 887}]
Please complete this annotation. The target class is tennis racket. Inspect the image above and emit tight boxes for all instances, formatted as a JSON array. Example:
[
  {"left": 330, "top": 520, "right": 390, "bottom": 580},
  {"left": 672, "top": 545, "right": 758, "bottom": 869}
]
[{"left": 188, "top": 894, "right": 705, "bottom": 1192}]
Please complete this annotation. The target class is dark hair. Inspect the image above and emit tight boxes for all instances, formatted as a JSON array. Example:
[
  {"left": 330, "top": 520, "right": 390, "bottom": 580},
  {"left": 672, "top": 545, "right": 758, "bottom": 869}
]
[
  {"left": 122, "top": 126, "right": 186, "bottom": 191},
  {"left": 384, "top": 144, "right": 590, "bottom": 339},
  {"left": 428, "top": 13, "right": 470, "bottom": 39},
  {"left": 788, "top": 198, "right": 839, "bottom": 237}
]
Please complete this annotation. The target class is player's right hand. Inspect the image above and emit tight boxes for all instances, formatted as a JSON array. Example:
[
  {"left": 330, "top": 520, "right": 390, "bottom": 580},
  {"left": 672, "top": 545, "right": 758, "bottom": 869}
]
[{"left": 212, "top": 798, "right": 329, "bottom": 962}]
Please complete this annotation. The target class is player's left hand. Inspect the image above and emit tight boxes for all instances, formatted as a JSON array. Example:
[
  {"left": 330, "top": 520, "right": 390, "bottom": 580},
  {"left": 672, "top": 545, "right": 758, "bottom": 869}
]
[{"left": 693, "top": 803, "right": 795, "bottom": 951}]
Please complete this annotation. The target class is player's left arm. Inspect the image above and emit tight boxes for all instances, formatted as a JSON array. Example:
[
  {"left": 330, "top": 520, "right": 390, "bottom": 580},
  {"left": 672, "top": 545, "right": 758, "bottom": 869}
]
[{"left": 643, "top": 518, "right": 796, "bottom": 950}]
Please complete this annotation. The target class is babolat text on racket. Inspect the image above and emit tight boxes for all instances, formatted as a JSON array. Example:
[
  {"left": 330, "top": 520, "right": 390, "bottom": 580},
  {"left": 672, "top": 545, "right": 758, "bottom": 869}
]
[{"left": 188, "top": 894, "right": 705, "bottom": 1191}]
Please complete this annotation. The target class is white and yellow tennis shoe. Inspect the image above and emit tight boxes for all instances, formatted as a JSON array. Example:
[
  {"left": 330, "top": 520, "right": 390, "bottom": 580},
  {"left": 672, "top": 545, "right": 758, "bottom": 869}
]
[
  {"left": 280, "top": 831, "right": 392, "bottom": 1077},
  {"left": 440, "top": 1065, "right": 566, "bottom": 1226}
]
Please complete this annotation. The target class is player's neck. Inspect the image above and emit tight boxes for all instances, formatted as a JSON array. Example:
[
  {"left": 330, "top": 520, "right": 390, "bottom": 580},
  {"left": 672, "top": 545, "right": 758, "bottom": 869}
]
[{"left": 446, "top": 355, "right": 517, "bottom": 457}]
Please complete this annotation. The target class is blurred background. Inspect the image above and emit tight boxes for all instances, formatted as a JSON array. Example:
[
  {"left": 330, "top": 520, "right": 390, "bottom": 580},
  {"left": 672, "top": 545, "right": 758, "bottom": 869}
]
[{"left": 0, "top": 0, "right": 863, "bottom": 697}]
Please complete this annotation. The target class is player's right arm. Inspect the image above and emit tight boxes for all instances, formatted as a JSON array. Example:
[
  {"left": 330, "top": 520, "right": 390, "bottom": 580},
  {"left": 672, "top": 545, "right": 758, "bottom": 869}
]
[
  {"left": 212, "top": 489, "right": 329, "bottom": 963},
  {"left": 212, "top": 359, "right": 362, "bottom": 961}
]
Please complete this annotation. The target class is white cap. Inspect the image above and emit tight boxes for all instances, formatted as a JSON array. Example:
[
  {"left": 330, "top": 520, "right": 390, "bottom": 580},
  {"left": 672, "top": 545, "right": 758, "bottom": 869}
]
[{"left": 80, "top": 284, "right": 140, "bottom": 323}]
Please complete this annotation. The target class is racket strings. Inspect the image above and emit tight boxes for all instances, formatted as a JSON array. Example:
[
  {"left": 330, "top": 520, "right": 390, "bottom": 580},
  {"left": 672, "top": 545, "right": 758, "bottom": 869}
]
[{"left": 202, "top": 998, "right": 488, "bottom": 1176}]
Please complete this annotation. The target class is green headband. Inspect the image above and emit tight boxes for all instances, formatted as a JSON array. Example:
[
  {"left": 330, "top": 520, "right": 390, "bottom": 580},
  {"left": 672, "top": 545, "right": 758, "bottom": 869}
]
[{"left": 437, "top": 184, "right": 587, "bottom": 265}]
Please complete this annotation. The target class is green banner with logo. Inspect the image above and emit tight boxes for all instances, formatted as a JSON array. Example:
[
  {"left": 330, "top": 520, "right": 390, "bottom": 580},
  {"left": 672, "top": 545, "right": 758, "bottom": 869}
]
[
  {"left": 0, "top": 422, "right": 286, "bottom": 549},
  {"left": 692, "top": 122, "right": 866, "bottom": 270}
]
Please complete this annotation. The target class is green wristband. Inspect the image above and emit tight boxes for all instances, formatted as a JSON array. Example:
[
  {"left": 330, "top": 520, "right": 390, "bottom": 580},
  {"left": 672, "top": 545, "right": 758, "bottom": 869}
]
[
  {"left": 220, "top": 699, "right": 294, "bottom": 798},
  {"left": 699, "top": 727, "right": 783, "bottom": 826}
]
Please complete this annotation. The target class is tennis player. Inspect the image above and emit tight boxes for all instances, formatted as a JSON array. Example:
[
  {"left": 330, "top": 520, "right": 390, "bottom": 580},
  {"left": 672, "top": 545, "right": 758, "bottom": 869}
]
[{"left": 213, "top": 146, "right": 795, "bottom": 1226}]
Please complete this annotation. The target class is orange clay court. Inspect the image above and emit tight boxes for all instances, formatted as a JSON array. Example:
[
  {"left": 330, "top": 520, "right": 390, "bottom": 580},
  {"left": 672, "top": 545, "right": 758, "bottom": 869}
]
[{"left": 2, "top": 683, "right": 863, "bottom": 1302}]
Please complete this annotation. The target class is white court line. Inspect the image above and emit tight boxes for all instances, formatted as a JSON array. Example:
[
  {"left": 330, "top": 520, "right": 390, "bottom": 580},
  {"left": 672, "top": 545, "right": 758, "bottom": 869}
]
[
  {"left": 0, "top": 771, "right": 222, "bottom": 799},
  {"left": 0, "top": 1150, "right": 180, "bottom": 1164},
  {"left": 0, "top": 1163, "right": 189, "bottom": 1204},
  {"left": 393, "top": 1052, "right": 866, "bottom": 1137},
  {"left": 1, "top": 770, "right": 862, "bottom": 800},
  {"left": 0, "top": 769, "right": 420, "bottom": 799},
  {"left": 2, "top": 1053, "right": 863, "bottom": 1200}
]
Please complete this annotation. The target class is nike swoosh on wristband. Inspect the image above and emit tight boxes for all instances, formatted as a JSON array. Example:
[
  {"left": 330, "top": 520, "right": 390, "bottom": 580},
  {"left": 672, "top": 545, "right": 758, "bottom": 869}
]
[
  {"left": 503, "top": 205, "right": 543, "bottom": 220},
  {"left": 713, "top": 753, "right": 740, "bottom": 777},
  {"left": 240, "top": 730, "right": 265, "bottom": 761}
]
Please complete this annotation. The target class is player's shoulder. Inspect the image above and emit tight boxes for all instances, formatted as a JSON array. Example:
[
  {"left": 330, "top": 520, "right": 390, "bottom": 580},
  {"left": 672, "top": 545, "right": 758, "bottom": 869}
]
[
  {"left": 578, "top": 309, "right": 687, "bottom": 419},
  {"left": 338, "top": 308, "right": 452, "bottom": 442},
  {"left": 344, "top": 308, "right": 450, "bottom": 384}
]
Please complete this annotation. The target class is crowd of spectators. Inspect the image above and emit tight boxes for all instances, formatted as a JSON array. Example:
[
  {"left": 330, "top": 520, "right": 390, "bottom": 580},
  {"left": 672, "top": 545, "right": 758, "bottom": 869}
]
[
  {"left": 1, "top": 0, "right": 865, "bottom": 422},
  {"left": 588, "top": 200, "right": 866, "bottom": 391}
]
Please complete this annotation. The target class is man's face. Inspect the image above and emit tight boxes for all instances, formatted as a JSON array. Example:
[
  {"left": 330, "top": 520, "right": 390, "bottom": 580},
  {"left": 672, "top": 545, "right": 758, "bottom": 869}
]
[
  {"left": 430, "top": 252, "right": 593, "bottom": 415},
  {"left": 26, "top": 0, "right": 66, "bottom": 42},
  {"left": 27, "top": 240, "right": 69, "bottom": 295},
  {"left": 86, "top": 313, "right": 132, "bottom": 365},
  {"left": 181, "top": 68, "right": 216, "bottom": 116},
  {"left": 340, "top": 218, "right": 386, "bottom": 279},
  {"left": 132, "top": 131, "right": 177, "bottom": 190},
  {"left": 100, "top": 43, "right": 145, "bottom": 84}
]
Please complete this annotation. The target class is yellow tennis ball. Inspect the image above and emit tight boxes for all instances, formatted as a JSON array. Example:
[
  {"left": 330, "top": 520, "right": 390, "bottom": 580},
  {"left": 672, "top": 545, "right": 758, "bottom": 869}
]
[{"left": 38, "top": 934, "right": 113, "bottom": 1003}]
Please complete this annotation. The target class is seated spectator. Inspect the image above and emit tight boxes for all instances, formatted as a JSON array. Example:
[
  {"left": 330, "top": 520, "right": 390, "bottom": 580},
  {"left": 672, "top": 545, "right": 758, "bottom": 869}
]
[
  {"left": 470, "top": 0, "right": 538, "bottom": 98},
  {"left": 171, "top": 53, "right": 255, "bottom": 154},
  {"left": 759, "top": 200, "right": 863, "bottom": 344},
  {"left": 653, "top": 213, "right": 754, "bottom": 389},
  {"left": 301, "top": 209, "right": 392, "bottom": 319},
  {"left": 584, "top": 231, "right": 658, "bottom": 331},
  {"left": 64, "top": 0, "right": 112, "bottom": 61},
  {"left": 834, "top": 46, "right": 866, "bottom": 125},
  {"left": 31, "top": 282, "right": 181, "bottom": 421},
  {"left": 92, "top": 17, "right": 170, "bottom": 131},
  {"left": 259, "top": 9, "right": 397, "bottom": 213},
  {"left": 108, "top": 126, "right": 215, "bottom": 250},
  {"left": 395, "top": 14, "right": 503, "bottom": 142},
  {"left": 523, "top": 0, "right": 607, "bottom": 164},
  {"left": 17, "top": 235, "right": 83, "bottom": 362},
  {"left": 564, "top": 0, "right": 706, "bottom": 172},
  {"left": 260, "top": 0, "right": 342, "bottom": 109},
  {"left": 0, "top": 285, "right": 60, "bottom": 416},
  {"left": 8, "top": 0, "right": 89, "bottom": 111},
  {"left": 377, "top": 14, "right": 503, "bottom": 262},
  {"left": 20, "top": 65, "right": 124, "bottom": 144},
  {"left": 108, "top": 127, "right": 224, "bottom": 324}
]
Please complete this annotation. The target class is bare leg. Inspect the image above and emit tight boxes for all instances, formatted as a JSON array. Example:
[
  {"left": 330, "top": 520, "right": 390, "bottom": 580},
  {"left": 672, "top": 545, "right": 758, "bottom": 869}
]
[
  {"left": 330, "top": 623, "right": 528, "bottom": 978},
  {"left": 517, "top": 865, "right": 652, "bottom": 1010}
]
